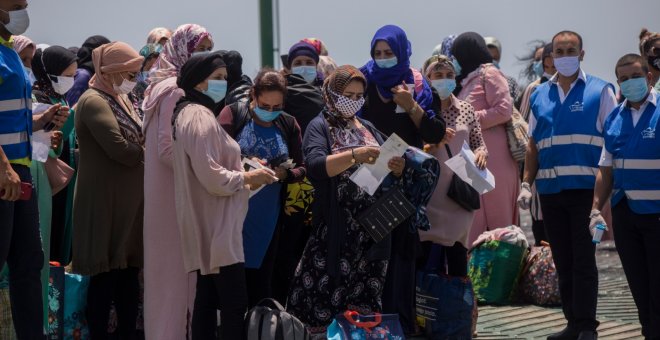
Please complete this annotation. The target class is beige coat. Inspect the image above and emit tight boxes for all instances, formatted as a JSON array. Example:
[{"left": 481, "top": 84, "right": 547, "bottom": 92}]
[{"left": 173, "top": 103, "right": 249, "bottom": 275}]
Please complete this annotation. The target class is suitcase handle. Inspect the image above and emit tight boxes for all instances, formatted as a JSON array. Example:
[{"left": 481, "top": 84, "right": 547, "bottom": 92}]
[{"left": 343, "top": 310, "right": 382, "bottom": 331}]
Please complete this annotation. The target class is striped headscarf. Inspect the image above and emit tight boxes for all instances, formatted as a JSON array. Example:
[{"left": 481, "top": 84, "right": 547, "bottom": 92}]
[
  {"left": 322, "top": 65, "right": 366, "bottom": 125},
  {"left": 149, "top": 24, "right": 213, "bottom": 84},
  {"left": 422, "top": 55, "right": 454, "bottom": 77}
]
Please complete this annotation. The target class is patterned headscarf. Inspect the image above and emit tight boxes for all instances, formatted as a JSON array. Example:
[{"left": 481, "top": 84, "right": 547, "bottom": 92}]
[
  {"left": 302, "top": 38, "right": 328, "bottom": 56},
  {"left": 12, "top": 35, "right": 35, "bottom": 55},
  {"left": 440, "top": 34, "right": 457, "bottom": 58},
  {"left": 422, "top": 54, "right": 454, "bottom": 77},
  {"left": 322, "top": 65, "right": 366, "bottom": 125},
  {"left": 147, "top": 27, "right": 172, "bottom": 44},
  {"left": 149, "top": 24, "right": 213, "bottom": 84}
]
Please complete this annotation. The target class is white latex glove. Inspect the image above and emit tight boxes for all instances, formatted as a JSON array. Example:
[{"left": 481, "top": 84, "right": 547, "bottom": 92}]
[
  {"left": 588, "top": 209, "right": 608, "bottom": 237},
  {"left": 517, "top": 182, "right": 533, "bottom": 210}
]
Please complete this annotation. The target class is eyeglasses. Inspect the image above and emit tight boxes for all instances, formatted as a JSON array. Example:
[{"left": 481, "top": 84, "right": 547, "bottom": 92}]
[{"left": 256, "top": 103, "right": 284, "bottom": 112}]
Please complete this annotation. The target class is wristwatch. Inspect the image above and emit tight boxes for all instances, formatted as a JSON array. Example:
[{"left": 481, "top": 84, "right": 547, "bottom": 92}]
[{"left": 351, "top": 148, "right": 357, "bottom": 164}]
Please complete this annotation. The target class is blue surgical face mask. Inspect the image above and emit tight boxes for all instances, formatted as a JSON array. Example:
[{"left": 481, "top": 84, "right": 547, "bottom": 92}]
[
  {"left": 203, "top": 79, "right": 227, "bottom": 103},
  {"left": 253, "top": 106, "right": 283, "bottom": 122},
  {"left": 452, "top": 58, "right": 462, "bottom": 76},
  {"left": 493, "top": 60, "right": 501, "bottom": 69},
  {"left": 291, "top": 65, "right": 317, "bottom": 83},
  {"left": 620, "top": 77, "right": 649, "bottom": 103},
  {"left": 375, "top": 56, "right": 398, "bottom": 69},
  {"left": 532, "top": 61, "right": 544, "bottom": 78},
  {"left": 431, "top": 79, "right": 457, "bottom": 100}
]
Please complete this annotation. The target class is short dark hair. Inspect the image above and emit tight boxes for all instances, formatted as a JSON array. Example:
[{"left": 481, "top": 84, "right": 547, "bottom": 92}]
[
  {"left": 614, "top": 53, "right": 649, "bottom": 78},
  {"left": 552, "top": 31, "right": 583, "bottom": 50},
  {"left": 251, "top": 68, "right": 287, "bottom": 98}
]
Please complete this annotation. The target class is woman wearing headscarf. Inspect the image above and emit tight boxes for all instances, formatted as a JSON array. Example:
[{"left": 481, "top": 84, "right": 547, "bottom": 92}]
[
  {"left": 66, "top": 35, "right": 110, "bottom": 106},
  {"left": 172, "top": 53, "right": 278, "bottom": 340},
  {"left": 23, "top": 45, "right": 77, "bottom": 331},
  {"left": 420, "top": 55, "right": 487, "bottom": 277},
  {"left": 451, "top": 32, "right": 519, "bottom": 246},
  {"left": 31, "top": 46, "right": 79, "bottom": 266},
  {"left": 140, "top": 23, "right": 213, "bottom": 340},
  {"left": 72, "top": 41, "right": 144, "bottom": 339},
  {"left": 286, "top": 65, "right": 406, "bottom": 334},
  {"left": 269, "top": 42, "right": 327, "bottom": 303},
  {"left": 130, "top": 43, "right": 162, "bottom": 118},
  {"left": 218, "top": 69, "right": 306, "bottom": 308},
  {"left": 12, "top": 35, "right": 36, "bottom": 84},
  {"left": 147, "top": 27, "right": 172, "bottom": 45},
  {"left": 288, "top": 41, "right": 323, "bottom": 87},
  {"left": 359, "top": 24, "right": 445, "bottom": 334}
]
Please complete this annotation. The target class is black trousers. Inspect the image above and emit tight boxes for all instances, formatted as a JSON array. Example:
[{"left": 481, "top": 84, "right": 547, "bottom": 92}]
[
  {"left": 0, "top": 164, "right": 44, "bottom": 340},
  {"left": 540, "top": 189, "right": 599, "bottom": 331},
  {"left": 272, "top": 221, "right": 310, "bottom": 304},
  {"left": 419, "top": 241, "right": 468, "bottom": 277},
  {"left": 382, "top": 225, "right": 420, "bottom": 335},
  {"left": 246, "top": 224, "right": 280, "bottom": 308},
  {"left": 531, "top": 218, "right": 549, "bottom": 246},
  {"left": 87, "top": 267, "right": 140, "bottom": 340},
  {"left": 192, "top": 263, "right": 248, "bottom": 340},
  {"left": 612, "top": 199, "right": 660, "bottom": 340}
]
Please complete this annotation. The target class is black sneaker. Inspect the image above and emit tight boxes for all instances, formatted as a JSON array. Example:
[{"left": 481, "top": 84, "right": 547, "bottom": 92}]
[{"left": 547, "top": 326, "right": 580, "bottom": 340}]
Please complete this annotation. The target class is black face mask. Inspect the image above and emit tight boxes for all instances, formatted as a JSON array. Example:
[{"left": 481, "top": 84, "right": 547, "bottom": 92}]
[{"left": 649, "top": 55, "right": 660, "bottom": 71}]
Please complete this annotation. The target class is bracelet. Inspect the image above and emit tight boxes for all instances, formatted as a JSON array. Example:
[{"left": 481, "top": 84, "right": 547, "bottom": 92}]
[{"left": 351, "top": 148, "right": 357, "bottom": 164}]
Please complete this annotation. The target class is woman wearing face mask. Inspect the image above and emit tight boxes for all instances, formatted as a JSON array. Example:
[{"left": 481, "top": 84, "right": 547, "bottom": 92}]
[
  {"left": 420, "top": 55, "right": 487, "bottom": 277},
  {"left": 130, "top": 43, "right": 162, "bottom": 118},
  {"left": 639, "top": 28, "right": 660, "bottom": 92},
  {"left": 31, "top": 45, "right": 79, "bottom": 263},
  {"left": 359, "top": 24, "right": 445, "bottom": 335},
  {"left": 286, "top": 65, "right": 406, "bottom": 335},
  {"left": 172, "top": 53, "right": 278, "bottom": 340},
  {"left": 451, "top": 32, "right": 519, "bottom": 247},
  {"left": 72, "top": 41, "right": 145, "bottom": 339},
  {"left": 12, "top": 35, "right": 36, "bottom": 84},
  {"left": 288, "top": 41, "right": 323, "bottom": 87},
  {"left": 218, "top": 69, "right": 306, "bottom": 308},
  {"left": 25, "top": 45, "right": 77, "bottom": 332},
  {"left": 141, "top": 23, "right": 213, "bottom": 340}
]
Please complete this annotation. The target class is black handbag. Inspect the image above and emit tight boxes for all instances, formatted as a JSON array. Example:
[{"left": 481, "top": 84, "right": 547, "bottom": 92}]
[
  {"left": 445, "top": 144, "right": 481, "bottom": 211},
  {"left": 358, "top": 187, "right": 415, "bottom": 243}
]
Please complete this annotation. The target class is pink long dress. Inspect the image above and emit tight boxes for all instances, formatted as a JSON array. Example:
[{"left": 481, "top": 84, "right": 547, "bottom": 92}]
[
  {"left": 458, "top": 64, "right": 520, "bottom": 247},
  {"left": 142, "top": 77, "right": 196, "bottom": 340}
]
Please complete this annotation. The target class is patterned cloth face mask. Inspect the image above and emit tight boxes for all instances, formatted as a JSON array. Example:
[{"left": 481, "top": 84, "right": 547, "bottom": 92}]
[{"left": 331, "top": 89, "right": 365, "bottom": 118}]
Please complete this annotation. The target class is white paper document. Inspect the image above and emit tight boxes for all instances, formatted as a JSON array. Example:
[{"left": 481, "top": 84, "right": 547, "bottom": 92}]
[
  {"left": 394, "top": 84, "right": 415, "bottom": 113},
  {"left": 31, "top": 131, "right": 52, "bottom": 163},
  {"left": 349, "top": 133, "right": 409, "bottom": 196},
  {"left": 444, "top": 141, "right": 495, "bottom": 194},
  {"left": 242, "top": 158, "right": 276, "bottom": 198}
]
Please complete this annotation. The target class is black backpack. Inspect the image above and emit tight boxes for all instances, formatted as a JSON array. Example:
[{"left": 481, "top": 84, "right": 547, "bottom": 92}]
[{"left": 246, "top": 299, "right": 310, "bottom": 340}]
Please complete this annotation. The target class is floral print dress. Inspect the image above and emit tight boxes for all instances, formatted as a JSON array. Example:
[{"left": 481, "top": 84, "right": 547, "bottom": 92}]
[{"left": 287, "top": 122, "right": 389, "bottom": 333}]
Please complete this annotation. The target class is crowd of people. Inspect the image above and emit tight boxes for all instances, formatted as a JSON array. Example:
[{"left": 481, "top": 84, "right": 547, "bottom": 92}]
[{"left": 0, "top": 1, "right": 659, "bottom": 340}]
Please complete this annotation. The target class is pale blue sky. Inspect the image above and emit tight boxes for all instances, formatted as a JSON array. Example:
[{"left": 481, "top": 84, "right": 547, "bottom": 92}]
[{"left": 25, "top": 0, "right": 660, "bottom": 85}]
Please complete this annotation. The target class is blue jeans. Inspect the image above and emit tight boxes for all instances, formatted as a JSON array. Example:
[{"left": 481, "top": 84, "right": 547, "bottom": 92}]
[{"left": 0, "top": 164, "right": 45, "bottom": 340}]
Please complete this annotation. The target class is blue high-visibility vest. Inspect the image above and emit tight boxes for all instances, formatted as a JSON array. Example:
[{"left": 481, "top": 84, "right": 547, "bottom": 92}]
[
  {"left": 0, "top": 43, "right": 32, "bottom": 161},
  {"left": 530, "top": 75, "right": 612, "bottom": 194},
  {"left": 604, "top": 96, "right": 660, "bottom": 214}
]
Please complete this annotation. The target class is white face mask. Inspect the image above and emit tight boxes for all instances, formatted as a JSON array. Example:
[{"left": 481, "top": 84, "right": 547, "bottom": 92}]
[
  {"left": 50, "top": 75, "right": 75, "bottom": 95},
  {"left": 24, "top": 67, "right": 35, "bottom": 86},
  {"left": 1, "top": 8, "right": 30, "bottom": 35},
  {"left": 553, "top": 56, "right": 580, "bottom": 77},
  {"left": 113, "top": 78, "right": 137, "bottom": 95}
]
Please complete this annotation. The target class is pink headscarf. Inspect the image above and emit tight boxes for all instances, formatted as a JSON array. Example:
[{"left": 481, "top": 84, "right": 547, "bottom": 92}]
[
  {"left": 12, "top": 35, "right": 35, "bottom": 55},
  {"left": 147, "top": 27, "right": 172, "bottom": 44},
  {"left": 89, "top": 41, "right": 143, "bottom": 96},
  {"left": 148, "top": 24, "right": 213, "bottom": 84}
]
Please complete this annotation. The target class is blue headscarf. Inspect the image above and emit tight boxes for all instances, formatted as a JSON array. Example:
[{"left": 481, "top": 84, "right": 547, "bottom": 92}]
[{"left": 360, "top": 25, "right": 434, "bottom": 115}]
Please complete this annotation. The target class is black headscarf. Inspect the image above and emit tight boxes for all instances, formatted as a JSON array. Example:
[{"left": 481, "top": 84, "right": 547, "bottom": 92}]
[
  {"left": 174, "top": 52, "right": 226, "bottom": 123},
  {"left": 217, "top": 50, "right": 243, "bottom": 88},
  {"left": 76, "top": 35, "right": 110, "bottom": 74},
  {"left": 452, "top": 32, "right": 493, "bottom": 94},
  {"left": 31, "top": 46, "right": 78, "bottom": 100}
]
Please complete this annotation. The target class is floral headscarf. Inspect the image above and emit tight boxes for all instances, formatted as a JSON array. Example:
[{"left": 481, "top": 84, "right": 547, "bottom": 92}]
[
  {"left": 322, "top": 65, "right": 366, "bottom": 125},
  {"left": 149, "top": 24, "right": 213, "bottom": 85}
]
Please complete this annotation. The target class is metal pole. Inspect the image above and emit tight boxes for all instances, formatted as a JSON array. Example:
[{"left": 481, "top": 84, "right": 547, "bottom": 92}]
[{"left": 259, "top": 0, "right": 274, "bottom": 67}]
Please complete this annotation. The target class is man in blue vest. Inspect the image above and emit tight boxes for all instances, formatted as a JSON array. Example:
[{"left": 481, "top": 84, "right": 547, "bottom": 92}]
[
  {"left": 0, "top": 0, "right": 68, "bottom": 338},
  {"left": 518, "top": 30, "right": 617, "bottom": 340},
  {"left": 591, "top": 54, "right": 660, "bottom": 340}
]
